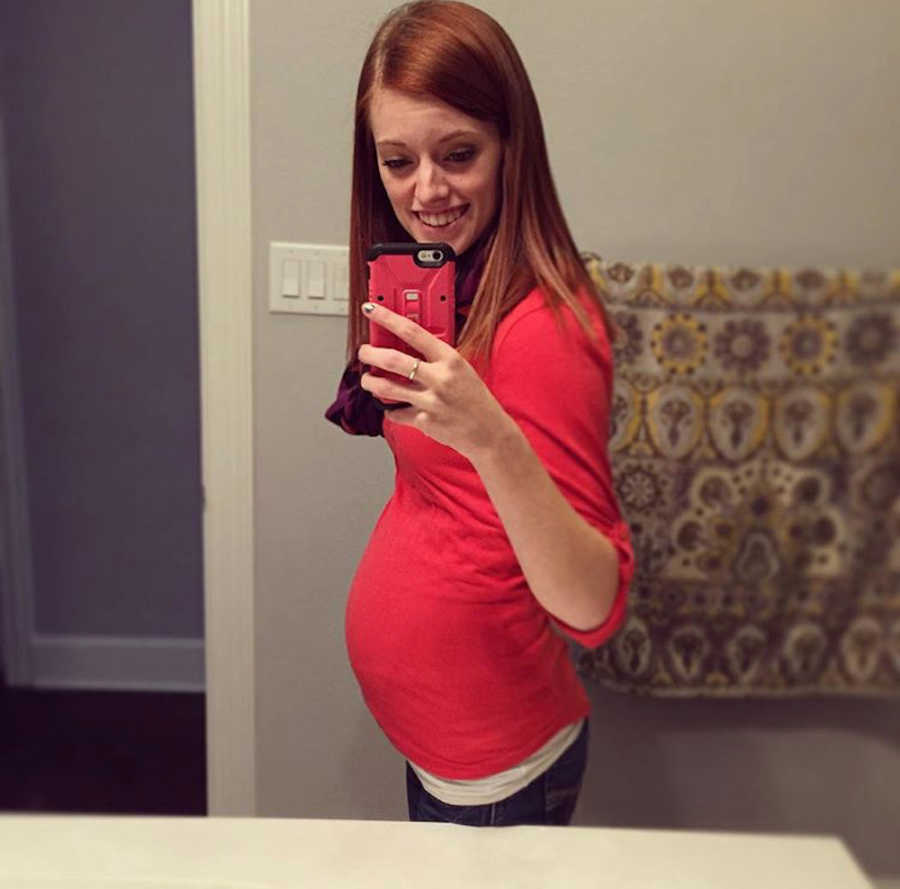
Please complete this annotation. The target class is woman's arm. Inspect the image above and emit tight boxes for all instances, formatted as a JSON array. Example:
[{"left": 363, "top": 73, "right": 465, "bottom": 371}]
[{"left": 469, "top": 412, "right": 620, "bottom": 632}]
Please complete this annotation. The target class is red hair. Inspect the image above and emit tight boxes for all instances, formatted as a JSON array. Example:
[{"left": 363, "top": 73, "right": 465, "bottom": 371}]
[{"left": 347, "top": 0, "right": 614, "bottom": 375}]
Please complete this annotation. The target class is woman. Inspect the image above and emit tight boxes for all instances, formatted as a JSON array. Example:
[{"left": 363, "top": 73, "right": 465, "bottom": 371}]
[{"left": 325, "top": 0, "right": 635, "bottom": 826}]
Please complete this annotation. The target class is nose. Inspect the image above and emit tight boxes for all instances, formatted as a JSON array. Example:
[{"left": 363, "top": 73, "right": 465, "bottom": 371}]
[{"left": 413, "top": 160, "right": 450, "bottom": 207}]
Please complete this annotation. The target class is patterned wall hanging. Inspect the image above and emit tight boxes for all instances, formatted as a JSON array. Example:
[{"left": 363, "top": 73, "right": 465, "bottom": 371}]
[{"left": 575, "top": 255, "right": 900, "bottom": 698}]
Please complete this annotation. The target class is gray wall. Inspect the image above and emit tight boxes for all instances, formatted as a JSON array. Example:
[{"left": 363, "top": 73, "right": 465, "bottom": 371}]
[
  {"left": 251, "top": 0, "right": 900, "bottom": 883},
  {"left": 0, "top": 1, "right": 202, "bottom": 665},
  {"left": 0, "top": 92, "right": 15, "bottom": 674}
]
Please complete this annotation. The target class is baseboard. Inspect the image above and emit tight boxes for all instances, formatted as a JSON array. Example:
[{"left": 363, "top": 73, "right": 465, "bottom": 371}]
[{"left": 29, "top": 634, "right": 204, "bottom": 692}]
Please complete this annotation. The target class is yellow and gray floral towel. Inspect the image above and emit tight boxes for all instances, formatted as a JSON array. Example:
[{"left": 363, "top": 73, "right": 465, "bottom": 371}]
[{"left": 575, "top": 254, "right": 900, "bottom": 697}]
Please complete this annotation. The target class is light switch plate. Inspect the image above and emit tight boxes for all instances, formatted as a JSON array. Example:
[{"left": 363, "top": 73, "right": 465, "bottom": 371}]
[{"left": 268, "top": 242, "right": 349, "bottom": 315}]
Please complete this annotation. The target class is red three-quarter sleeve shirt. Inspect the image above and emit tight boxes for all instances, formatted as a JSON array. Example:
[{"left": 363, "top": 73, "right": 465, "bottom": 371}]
[{"left": 345, "top": 287, "right": 635, "bottom": 780}]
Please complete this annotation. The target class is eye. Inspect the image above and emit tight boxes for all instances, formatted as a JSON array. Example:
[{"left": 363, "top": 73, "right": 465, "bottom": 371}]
[
  {"left": 379, "top": 147, "right": 475, "bottom": 172},
  {"left": 447, "top": 148, "right": 475, "bottom": 163}
]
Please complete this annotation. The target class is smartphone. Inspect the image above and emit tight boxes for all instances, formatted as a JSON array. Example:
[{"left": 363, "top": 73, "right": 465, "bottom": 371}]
[{"left": 365, "top": 242, "right": 456, "bottom": 408}]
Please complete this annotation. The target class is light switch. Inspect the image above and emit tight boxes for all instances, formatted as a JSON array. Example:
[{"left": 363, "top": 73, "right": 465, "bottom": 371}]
[
  {"left": 269, "top": 242, "right": 349, "bottom": 316},
  {"left": 334, "top": 261, "right": 348, "bottom": 301},
  {"left": 282, "top": 260, "right": 300, "bottom": 297},
  {"left": 307, "top": 261, "right": 326, "bottom": 298}
]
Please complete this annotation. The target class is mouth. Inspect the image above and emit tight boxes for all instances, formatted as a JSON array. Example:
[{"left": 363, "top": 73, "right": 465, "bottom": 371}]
[{"left": 413, "top": 205, "right": 470, "bottom": 229}]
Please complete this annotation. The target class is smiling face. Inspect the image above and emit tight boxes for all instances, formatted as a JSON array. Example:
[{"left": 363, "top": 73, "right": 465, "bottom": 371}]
[{"left": 368, "top": 87, "right": 503, "bottom": 257}]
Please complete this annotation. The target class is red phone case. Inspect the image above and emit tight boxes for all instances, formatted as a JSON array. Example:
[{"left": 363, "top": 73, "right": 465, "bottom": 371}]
[{"left": 366, "top": 243, "right": 456, "bottom": 405}]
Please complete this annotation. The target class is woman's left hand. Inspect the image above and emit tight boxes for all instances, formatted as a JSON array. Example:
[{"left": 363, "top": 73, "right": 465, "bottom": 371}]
[{"left": 358, "top": 302, "right": 512, "bottom": 461}]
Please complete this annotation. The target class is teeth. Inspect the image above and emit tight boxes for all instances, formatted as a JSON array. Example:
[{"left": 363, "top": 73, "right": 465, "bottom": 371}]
[{"left": 418, "top": 207, "right": 466, "bottom": 227}]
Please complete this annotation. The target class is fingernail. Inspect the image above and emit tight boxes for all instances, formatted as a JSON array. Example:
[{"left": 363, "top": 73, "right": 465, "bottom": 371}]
[{"left": 362, "top": 303, "right": 375, "bottom": 314}]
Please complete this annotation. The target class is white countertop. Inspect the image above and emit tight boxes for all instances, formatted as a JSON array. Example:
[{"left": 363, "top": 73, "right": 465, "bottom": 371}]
[{"left": 0, "top": 816, "right": 873, "bottom": 889}]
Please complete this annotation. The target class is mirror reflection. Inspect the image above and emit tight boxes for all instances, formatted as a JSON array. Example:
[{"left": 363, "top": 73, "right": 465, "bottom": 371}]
[{"left": 1, "top": 1, "right": 897, "bottom": 887}]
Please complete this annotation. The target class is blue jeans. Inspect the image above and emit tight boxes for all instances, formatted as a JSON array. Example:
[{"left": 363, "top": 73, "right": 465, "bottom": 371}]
[{"left": 406, "top": 719, "right": 589, "bottom": 826}]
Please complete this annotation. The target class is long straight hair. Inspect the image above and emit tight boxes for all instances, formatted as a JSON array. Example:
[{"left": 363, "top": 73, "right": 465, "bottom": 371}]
[{"left": 347, "top": 0, "right": 613, "bottom": 376}]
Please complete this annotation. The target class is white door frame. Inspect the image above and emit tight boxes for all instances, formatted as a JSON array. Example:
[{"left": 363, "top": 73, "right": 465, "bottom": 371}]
[{"left": 192, "top": 0, "right": 256, "bottom": 815}]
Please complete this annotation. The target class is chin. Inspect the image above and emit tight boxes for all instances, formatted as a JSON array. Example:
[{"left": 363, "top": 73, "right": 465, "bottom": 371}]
[
  {"left": 406, "top": 221, "right": 474, "bottom": 256},
  {"left": 447, "top": 234, "right": 471, "bottom": 256}
]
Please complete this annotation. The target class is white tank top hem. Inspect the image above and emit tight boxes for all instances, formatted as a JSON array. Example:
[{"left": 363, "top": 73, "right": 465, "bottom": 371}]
[{"left": 407, "top": 717, "right": 585, "bottom": 806}]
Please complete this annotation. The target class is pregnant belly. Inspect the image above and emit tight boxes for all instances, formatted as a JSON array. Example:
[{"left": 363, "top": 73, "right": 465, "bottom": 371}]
[{"left": 345, "top": 567, "right": 463, "bottom": 679}]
